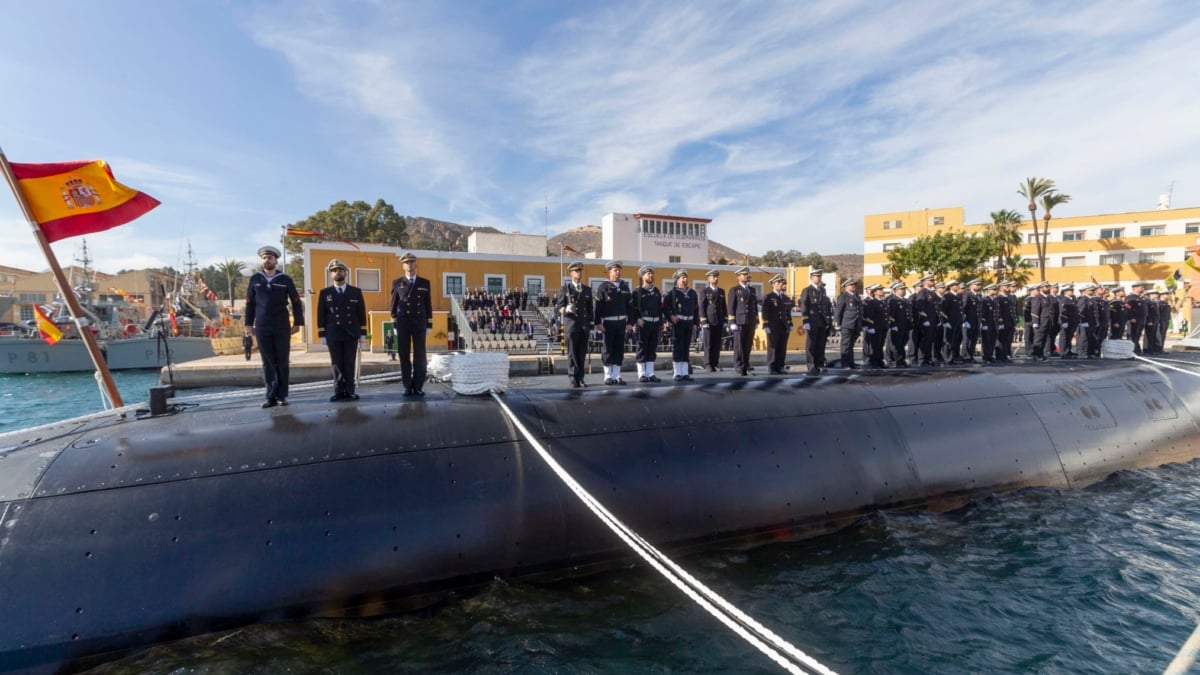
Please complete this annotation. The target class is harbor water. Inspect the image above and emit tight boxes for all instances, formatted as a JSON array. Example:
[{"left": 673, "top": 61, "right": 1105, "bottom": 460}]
[{"left": 2, "top": 374, "right": 1199, "bottom": 673}]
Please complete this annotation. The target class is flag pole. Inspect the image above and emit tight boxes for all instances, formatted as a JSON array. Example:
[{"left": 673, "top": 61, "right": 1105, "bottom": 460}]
[{"left": 0, "top": 146, "right": 126, "bottom": 409}]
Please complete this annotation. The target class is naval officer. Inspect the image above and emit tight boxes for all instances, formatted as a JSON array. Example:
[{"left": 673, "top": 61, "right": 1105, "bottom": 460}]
[
  {"left": 698, "top": 269, "right": 727, "bottom": 372},
  {"left": 244, "top": 245, "right": 304, "bottom": 408},
  {"left": 317, "top": 258, "right": 367, "bottom": 401},
  {"left": 761, "top": 273, "right": 793, "bottom": 374},
  {"left": 594, "top": 260, "right": 633, "bottom": 385},
  {"left": 728, "top": 266, "right": 759, "bottom": 376},
  {"left": 556, "top": 261, "right": 593, "bottom": 388},
  {"left": 631, "top": 265, "right": 664, "bottom": 383},
  {"left": 665, "top": 269, "right": 700, "bottom": 381},
  {"left": 390, "top": 251, "right": 433, "bottom": 396},
  {"left": 798, "top": 268, "right": 832, "bottom": 374}
]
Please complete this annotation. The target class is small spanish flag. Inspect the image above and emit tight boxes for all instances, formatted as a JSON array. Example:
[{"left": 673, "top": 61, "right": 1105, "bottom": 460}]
[
  {"left": 32, "top": 304, "right": 63, "bottom": 345},
  {"left": 168, "top": 307, "right": 179, "bottom": 336},
  {"left": 10, "top": 160, "right": 160, "bottom": 243}
]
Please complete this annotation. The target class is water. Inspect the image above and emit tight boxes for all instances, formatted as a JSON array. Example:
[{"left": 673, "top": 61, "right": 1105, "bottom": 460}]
[
  {"left": 4, "top": 376, "right": 1200, "bottom": 673},
  {"left": 0, "top": 370, "right": 164, "bottom": 431}
]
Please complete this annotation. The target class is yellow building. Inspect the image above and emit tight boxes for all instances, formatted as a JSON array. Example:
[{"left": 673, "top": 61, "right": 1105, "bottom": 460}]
[{"left": 864, "top": 205, "right": 1200, "bottom": 290}]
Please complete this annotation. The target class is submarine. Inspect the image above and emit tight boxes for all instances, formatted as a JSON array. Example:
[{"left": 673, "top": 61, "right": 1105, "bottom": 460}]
[{"left": 2, "top": 353, "right": 1200, "bottom": 672}]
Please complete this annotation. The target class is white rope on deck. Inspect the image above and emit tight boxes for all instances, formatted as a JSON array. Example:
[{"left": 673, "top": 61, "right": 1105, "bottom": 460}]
[
  {"left": 1165, "top": 621, "right": 1200, "bottom": 674},
  {"left": 489, "top": 390, "right": 836, "bottom": 675}
]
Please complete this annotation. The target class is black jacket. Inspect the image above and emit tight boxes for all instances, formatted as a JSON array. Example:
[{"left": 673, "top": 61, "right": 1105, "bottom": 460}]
[{"left": 317, "top": 284, "right": 367, "bottom": 341}]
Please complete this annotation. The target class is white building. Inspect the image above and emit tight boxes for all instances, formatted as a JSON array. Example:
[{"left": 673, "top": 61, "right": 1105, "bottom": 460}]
[{"left": 602, "top": 212, "right": 711, "bottom": 265}]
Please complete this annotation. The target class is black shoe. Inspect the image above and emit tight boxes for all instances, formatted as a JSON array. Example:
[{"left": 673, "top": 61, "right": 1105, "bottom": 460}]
[
  {"left": 330, "top": 393, "right": 346, "bottom": 402},
  {"left": 616, "top": 378, "right": 627, "bottom": 385},
  {"left": 262, "top": 398, "right": 278, "bottom": 408},
  {"left": 403, "top": 388, "right": 414, "bottom": 396},
  {"left": 846, "top": 364, "right": 859, "bottom": 370},
  {"left": 347, "top": 393, "right": 359, "bottom": 400},
  {"left": 674, "top": 375, "right": 684, "bottom": 382},
  {"left": 414, "top": 389, "right": 425, "bottom": 396},
  {"left": 807, "top": 368, "right": 820, "bottom": 375},
  {"left": 648, "top": 375, "right": 661, "bottom": 383},
  {"left": 897, "top": 361, "right": 909, "bottom": 367},
  {"left": 638, "top": 375, "right": 650, "bottom": 383},
  {"left": 571, "top": 381, "right": 581, "bottom": 388},
  {"left": 278, "top": 399, "right": 288, "bottom": 406},
  {"left": 605, "top": 378, "right": 616, "bottom": 385}
]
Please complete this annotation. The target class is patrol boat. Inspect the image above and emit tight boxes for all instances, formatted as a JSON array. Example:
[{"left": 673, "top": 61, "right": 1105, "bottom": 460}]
[{"left": 1, "top": 353, "right": 1200, "bottom": 672}]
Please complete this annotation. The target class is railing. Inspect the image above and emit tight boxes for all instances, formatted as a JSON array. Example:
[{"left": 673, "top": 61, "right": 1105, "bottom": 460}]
[{"left": 448, "top": 295, "right": 475, "bottom": 351}]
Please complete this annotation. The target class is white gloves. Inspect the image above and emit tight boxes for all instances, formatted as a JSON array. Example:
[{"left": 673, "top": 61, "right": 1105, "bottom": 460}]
[
  {"left": 1033, "top": 323, "right": 1039, "bottom": 329},
  {"left": 1061, "top": 323, "right": 1068, "bottom": 329},
  {"left": 764, "top": 327, "right": 771, "bottom": 334},
  {"left": 923, "top": 321, "right": 930, "bottom": 327},
  {"left": 803, "top": 323, "right": 811, "bottom": 331},
  {"left": 867, "top": 328, "right": 876, "bottom": 335},
  {"left": 890, "top": 327, "right": 897, "bottom": 332},
  {"left": 320, "top": 337, "right": 327, "bottom": 345},
  {"left": 999, "top": 323, "right": 1005, "bottom": 330},
  {"left": 1082, "top": 322, "right": 1089, "bottom": 328},
  {"left": 963, "top": 322, "right": 971, "bottom": 329},
  {"left": 731, "top": 324, "right": 739, "bottom": 331},
  {"left": 982, "top": 325, "right": 989, "bottom": 331}
]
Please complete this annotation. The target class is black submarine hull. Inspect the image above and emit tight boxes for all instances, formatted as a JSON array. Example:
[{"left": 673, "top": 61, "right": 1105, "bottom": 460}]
[{"left": 2, "top": 359, "right": 1199, "bottom": 671}]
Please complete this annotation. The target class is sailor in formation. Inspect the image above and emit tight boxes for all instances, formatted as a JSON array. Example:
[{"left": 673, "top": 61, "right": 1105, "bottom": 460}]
[
  {"left": 962, "top": 279, "right": 982, "bottom": 363},
  {"left": 997, "top": 280, "right": 1017, "bottom": 362},
  {"left": 665, "top": 269, "right": 699, "bottom": 381},
  {"left": 862, "top": 283, "right": 888, "bottom": 369},
  {"left": 979, "top": 283, "right": 999, "bottom": 363},
  {"left": 940, "top": 279, "right": 964, "bottom": 364},
  {"left": 1109, "top": 287, "right": 1128, "bottom": 339},
  {"left": 728, "top": 266, "right": 760, "bottom": 376},
  {"left": 244, "top": 245, "right": 304, "bottom": 408},
  {"left": 316, "top": 258, "right": 367, "bottom": 401},
  {"left": 832, "top": 278, "right": 862, "bottom": 369},
  {"left": 886, "top": 281, "right": 912, "bottom": 368},
  {"left": 698, "top": 269, "right": 727, "bottom": 372},
  {"left": 631, "top": 265, "right": 664, "bottom": 383},
  {"left": 910, "top": 274, "right": 938, "bottom": 367},
  {"left": 1126, "top": 281, "right": 1148, "bottom": 354},
  {"left": 594, "top": 260, "right": 632, "bottom": 385},
  {"left": 799, "top": 269, "right": 832, "bottom": 375},
  {"left": 390, "top": 251, "right": 433, "bottom": 396},
  {"left": 761, "top": 273, "right": 793, "bottom": 374},
  {"left": 1058, "top": 283, "right": 1080, "bottom": 358},
  {"left": 556, "top": 261, "right": 593, "bottom": 388}
]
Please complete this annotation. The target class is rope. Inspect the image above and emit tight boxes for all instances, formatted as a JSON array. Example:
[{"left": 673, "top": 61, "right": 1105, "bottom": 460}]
[
  {"left": 1164, "top": 621, "right": 1200, "bottom": 675},
  {"left": 490, "top": 391, "right": 836, "bottom": 675}
]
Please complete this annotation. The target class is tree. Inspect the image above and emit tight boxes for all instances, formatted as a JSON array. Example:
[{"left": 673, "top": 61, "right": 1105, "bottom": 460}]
[
  {"left": 215, "top": 258, "right": 246, "bottom": 303},
  {"left": 986, "top": 209, "right": 1031, "bottom": 282},
  {"left": 283, "top": 199, "right": 408, "bottom": 280},
  {"left": 887, "top": 230, "right": 999, "bottom": 282},
  {"left": 757, "top": 249, "right": 839, "bottom": 272},
  {"left": 1017, "top": 177, "right": 1060, "bottom": 282}
]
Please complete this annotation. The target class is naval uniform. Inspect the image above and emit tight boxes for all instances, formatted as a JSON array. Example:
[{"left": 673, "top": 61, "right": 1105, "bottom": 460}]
[
  {"left": 390, "top": 274, "right": 433, "bottom": 393},
  {"left": 556, "top": 281, "right": 594, "bottom": 387},
  {"left": 963, "top": 290, "right": 980, "bottom": 361},
  {"left": 1126, "top": 292, "right": 1148, "bottom": 354},
  {"left": 761, "top": 290, "right": 793, "bottom": 374},
  {"left": 862, "top": 295, "right": 889, "bottom": 368},
  {"left": 699, "top": 284, "right": 727, "bottom": 371},
  {"left": 1109, "top": 297, "right": 1128, "bottom": 340},
  {"left": 941, "top": 291, "right": 964, "bottom": 364},
  {"left": 1142, "top": 298, "right": 1159, "bottom": 355},
  {"left": 631, "top": 283, "right": 664, "bottom": 379},
  {"left": 1059, "top": 294, "right": 1079, "bottom": 357},
  {"left": 910, "top": 286, "right": 938, "bottom": 366},
  {"left": 317, "top": 283, "right": 368, "bottom": 398},
  {"left": 594, "top": 278, "right": 633, "bottom": 376},
  {"left": 799, "top": 284, "right": 832, "bottom": 374},
  {"left": 997, "top": 291, "right": 1017, "bottom": 362},
  {"left": 886, "top": 292, "right": 912, "bottom": 367},
  {"left": 979, "top": 294, "right": 998, "bottom": 363},
  {"left": 728, "top": 283, "right": 759, "bottom": 376},
  {"left": 665, "top": 286, "right": 700, "bottom": 379},
  {"left": 245, "top": 270, "right": 304, "bottom": 404},
  {"left": 833, "top": 290, "right": 862, "bottom": 368}
]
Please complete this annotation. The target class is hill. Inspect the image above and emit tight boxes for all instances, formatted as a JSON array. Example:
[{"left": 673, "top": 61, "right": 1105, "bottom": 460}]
[{"left": 405, "top": 216, "right": 502, "bottom": 251}]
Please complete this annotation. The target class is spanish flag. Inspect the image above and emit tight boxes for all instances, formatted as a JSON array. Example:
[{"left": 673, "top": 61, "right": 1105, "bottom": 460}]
[
  {"left": 10, "top": 160, "right": 160, "bottom": 243},
  {"left": 32, "top": 304, "right": 63, "bottom": 345}
]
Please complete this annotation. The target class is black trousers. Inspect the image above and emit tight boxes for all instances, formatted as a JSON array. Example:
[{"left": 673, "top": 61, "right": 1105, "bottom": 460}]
[
  {"left": 981, "top": 328, "right": 997, "bottom": 362},
  {"left": 702, "top": 323, "right": 724, "bottom": 369},
  {"left": 635, "top": 321, "right": 661, "bottom": 363},
  {"left": 1110, "top": 322, "right": 1124, "bottom": 340},
  {"left": 917, "top": 322, "right": 935, "bottom": 364},
  {"left": 998, "top": 325, "right": 1015, "bottom": 361},
  {"left": 565, "top": 328, "right": 588, "bottom": 383},
  {"left": 1128, "top": 321, "right": 1144, "bottom": 353},
  {"left": 889, "top": 327, "right": 909, "bottom": 365},
  {"left": 766, "top": 326, "right": 788, "bottom": 372},
  {"left": 840, "top": 327, "right": 860, "bottom": 366},
  {"left": 327, "top": 338, "right": 358, "bottom": 395},
  {"left": 964, "top": 325, "right": 980, "bottom": 359},
  {"left": 256, "top": 328, "right": 291, "bottom": 401},
  {"left": 672, "top": 322, "right": 694, "bottom": 363},
  {"left": 733, "top": 323, "right": 755, "bottom": 374},
  {"left": 1031, "top": 323, "right": 1050, "bottom": 357},
  {"left": 601, "top": 319, "right": 627, "bottom": 366},
  {"left": 943, "top": 324, "right": 963, "bottom": 362},
  {"left": 807, "top": 323, "right": 829, "bottom": 370},
  {"left": 867, "top": 329, "right": 886, "bottom": 366},
  {"left": 396, "top": 323, "right": 428, "bottom": 389},
  {"left": 1061, "top": 321, "right": 1078, "bottom": 354}
]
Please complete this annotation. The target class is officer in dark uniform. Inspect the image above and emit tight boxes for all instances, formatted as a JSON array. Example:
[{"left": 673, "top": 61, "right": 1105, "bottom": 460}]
[
  {"left": 908, "top": 280, "right": 923, "bottom": 362},
  {"left": 962, "top": 279, "right": 982, "bottom": 362},
  {"left": 1157, "top": 291, "right": 1173, "bottom": 353},
  {"left": 910, "top": 274, "right": 938, "bottom": 366},
  {"left": 1127, "top": 282, "right": 1148, "bottom": 354},
  {"left": 1144, "top": 290, "right": 1161, "bottom": 354},
  {"left": 389, "top": 251, "right": 433, "bottom": 396},
  {"left": 1097, "top": 286, "right": 1113, "bottom": 351},
  {"left": 798, "top": 268, "right": 832, "bottom": 374},
  {"left": 1029, "top": 282, "right": 1055, "bottom": 360},
  {"left": 1058, "top": 283, "right": 1079, "bottom": 358},
  {"left": 631, "top": 265, "right": 664, "bottom": 383},
  {"left": 997, "top": 280, "right": 1018, "bottom": 362},
  {"left": 886, "top": 281, "right": 912, "bottom": 367},
  {"left": 594, "top": 260, "right": 632, "bottom": 385},
  {"left": 317, "top": 258, "right": 367, "bottom": 401},
  {"left": 833, "top": 278, "right": 862, "bottom": 369},
  {"left": 761, "top": 273, "right": 793, "bottom": 374},
  {"left": 728, "top": 266, "right": 759, "bottom": 376},
  {"left": 244, "top": 245, "right": 304, "bottom": 408},
  {"left": 979, "top": 283, "right": 999, "bottom": 364},
  {"left": 862, "top": 283, "right": 889, "bottom": 368},
  {"left": 941, "top": 279, "right": 964, "bottom": 364},
  {"left": 931, "top": 282, "right": 947, "bottom": 363},
  {"left": 556, "top": 261, "right": 593, "bottom": 388},
  {"left": 1023, "top": 285, "right": 1038, "bottom": 357},
  {"left": 698, "top": 270, "right": 727, "bottom": 372},
  {"left": 1109, "top": 287, "right": 1128, "bottom": 339},
  {"left": 1045, "top": 283, "right": 1062, "bottom": 357},
  {"left": 665, "top": 269, "right": 700, "bottom": 381}
]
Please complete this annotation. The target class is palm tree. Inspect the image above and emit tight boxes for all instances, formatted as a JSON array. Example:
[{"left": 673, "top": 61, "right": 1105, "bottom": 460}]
[
  {"left": 216, "top": 258, "right": 246, "bottom": 305},
  {"left": 1040, "top": 192, "right": 1072, "bottom": 245},
  {"left": 1017, "top": 177, "right": 1057, "bottom": 281},
  {"left": 987, "top": 209, "right": 1024, "bottom": 261}
]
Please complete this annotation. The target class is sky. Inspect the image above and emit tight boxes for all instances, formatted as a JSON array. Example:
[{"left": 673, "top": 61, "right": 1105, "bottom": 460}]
[{"left": 1, "top": 0, "right": 1197, "bottom": 274}]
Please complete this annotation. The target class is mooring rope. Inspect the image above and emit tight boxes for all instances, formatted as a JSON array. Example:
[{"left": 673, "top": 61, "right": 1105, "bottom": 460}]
[{"left": 490, "top": 391, "right": 836, "bottom": 675}]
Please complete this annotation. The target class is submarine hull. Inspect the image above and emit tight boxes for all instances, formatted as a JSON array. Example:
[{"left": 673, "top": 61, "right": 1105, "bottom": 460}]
[{"left": 1, "top": 360, "right": 1199, "bottom": 671}]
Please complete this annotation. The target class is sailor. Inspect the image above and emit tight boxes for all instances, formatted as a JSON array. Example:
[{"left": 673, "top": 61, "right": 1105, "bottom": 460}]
[
  {"left": 594, "top": 260, "right": 633, "bottom": 385},
  {"left": 728, "top": 266, "right": 759, "bottom": 376},
  {"left": 962, "top": 278, "right": 982, "bottom": 363},
  {"left": 244, "top": 245, "right": 304, "bottom": 408},
  {"left": 886, "top": 281, "right": 912, "bottom": 367},
  {"left": 665, "top": 269, "right": 700, "bottom": 382},
  {"left": 910, "top": 274, "right": 938, "bottom": 366},
  {"left": 1030, "top": 282, "right": 1057, "bottom": 360},
  {"left": 908, "top": 280, "right": 923, "bottom": 363},
  {"left": 833, "top": 278, "right": 862, "bottom": 369},
  {"left": 1045, "top": 283, "right": 1062, "bottom": 357},
  {"left": 556, "top": 261, "right": 594, "bottom": 388},
  {"left": 698, "top": 269, "right": 728, "bottom": 372},
  {"left": 932, "top": 281, "right": 947, "bottom": 364},
  {"left": 1157, "top": 290, "right": 1172, "bottom": 354},
  {"left": 631, "top": 265, "right": 664, "bottom": 383},
  {"left": 1143, "top": 289, "right": 1161, "bottom": 354},
  {"left": 798, "top": 268, "right": 832, "bottom": 374},
  {"left": 761, "top": 273, "right": 793, "bottom": 374},
  {"left": 997, "top": 280, "right": 1018, "bottom": 362},
  {"left": 1023, "top": 284, "right": 1039, "bottom": 357},
  {"left": 1126, "top": 282, "right": 1148, "bottom": 354},
  {"left": 1096, "top": 286, "right": 1113, "bottom": 351},
  {"left": 1109, "top": 286, "right": 1128, "bottom": 340},
  {"left": 1075, "top": 283, "right": 1098, "bottom": 358},
  {"left": 979, "top": 283, "right": 999, "bottom": 364},
  {"left": 941, "top": 279, "right": 964, "bottom": 364},
  {"left": 1058, "top": 283, "right": 1079, "bottom": 358},
  {"left": 390, "top": 251, "right": 433, "bottom": 396},
  {"left": 862, "top": 283, "right": 889, "bottom": 369},
  {"left": 317, "top": 258, "right": 367, "bottom": 401}
]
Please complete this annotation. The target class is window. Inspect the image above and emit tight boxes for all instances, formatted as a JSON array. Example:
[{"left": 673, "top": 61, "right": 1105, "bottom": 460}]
[
  {"left": 1099, "top": 254, "right": 1124, "bottom": 265},
  {"left": 355, "top": 268, "right": 381, "bottom": 292},
  {"left": 1026, "top": 232, "right": 1040, "bottom": 243},
  {"left": 523, "top": 275, "right": 544, "bottom": 296},
  {"left": 883, "top": 219, "right": 902, "bottom": 230},
  {"left": 1061, "top": 256, "right": 1086, "bottom": 267},
  {"left": 443, "top": 273, "right": 465, "bottom": 297},
  {"left": 18, "top": 306, "right": 34, "bottom": 322},
  {"left": 1140, "top": 225, "right": 1166, "bottom": 237},
  {"left": 18, "top": 293, "right": 46, "bottom": 303},
  {"left": 484, "top": 274, "right": 506, "bottom": 295},
  {"left": 750, "top": 283, "right": 764, "bottom": 298},
  {"left": 1187, "top": 222, "right": 1200, "bottom": 234},
  {"left": 1140, "top": 252, "right": 1165, "bottom": 263},
  {"left": 931, "top": 216, "right": 945, "bottom": 226},
  {"left": 1062, "top": 231, "right": 1085, "bottom": 242},
  {"left": 668, "top": 255, "right": 681, "bottom": 263},
  {"left": 693, "top": 280, "right": 707, "bottom": 292},
  {"left": 881, "top": 265, "right": 893, "bottom": 276},
  {"left": 882, "top": 243, "right": 899, "bottom": 252},
  {"left": 1100, "top": 227, "right": 1124, "bottom": 239}
]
